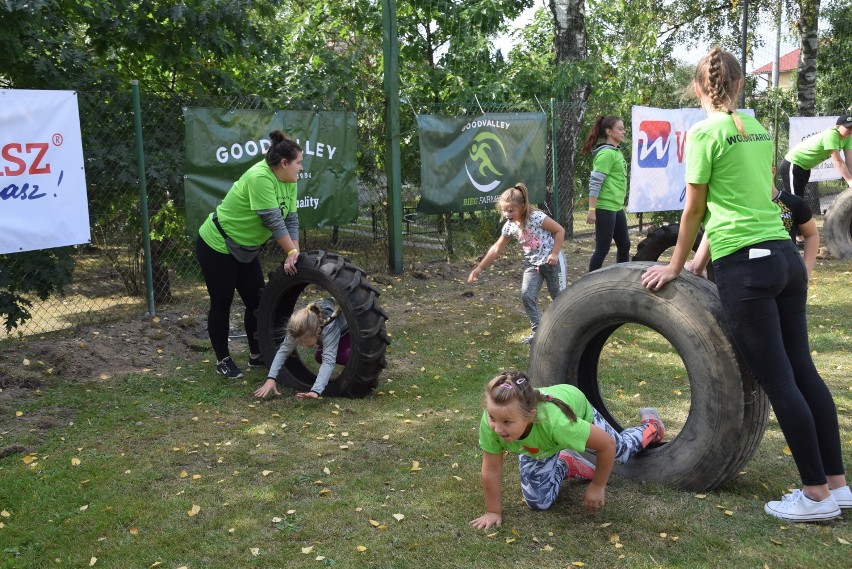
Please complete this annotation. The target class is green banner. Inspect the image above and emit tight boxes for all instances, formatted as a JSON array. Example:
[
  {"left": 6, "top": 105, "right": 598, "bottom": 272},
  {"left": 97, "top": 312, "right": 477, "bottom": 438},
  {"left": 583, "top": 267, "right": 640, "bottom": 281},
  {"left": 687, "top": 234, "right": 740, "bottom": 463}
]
[
  {"left": 416, "top": 113, "right": 547, "bottom": 213},
  {"left": 183, "top": 108, "right": 358, "bottom": 237}
]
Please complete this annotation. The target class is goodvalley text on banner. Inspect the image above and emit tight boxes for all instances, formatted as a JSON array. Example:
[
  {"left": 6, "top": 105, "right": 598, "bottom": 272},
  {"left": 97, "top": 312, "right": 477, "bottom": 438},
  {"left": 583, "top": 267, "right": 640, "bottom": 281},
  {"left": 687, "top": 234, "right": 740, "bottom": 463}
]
[
  {"left": 183, "top": 108, "right": 358, "bottom": 238},
  {"left": 416, "top": 113, "right": 546, "bottom": 213},
  {"left": 628, "top": 106, "right": 754, "bottom": 213},
  {"left": 0, "top": 90, "right": 90, "bottom": 254}
]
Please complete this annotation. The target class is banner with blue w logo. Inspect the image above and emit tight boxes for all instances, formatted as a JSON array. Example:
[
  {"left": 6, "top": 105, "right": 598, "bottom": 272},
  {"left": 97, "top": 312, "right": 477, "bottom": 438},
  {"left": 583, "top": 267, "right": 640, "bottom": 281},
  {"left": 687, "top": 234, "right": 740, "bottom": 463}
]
[{"left": 416, "top": 113, "right": 547, "bottom": 213}]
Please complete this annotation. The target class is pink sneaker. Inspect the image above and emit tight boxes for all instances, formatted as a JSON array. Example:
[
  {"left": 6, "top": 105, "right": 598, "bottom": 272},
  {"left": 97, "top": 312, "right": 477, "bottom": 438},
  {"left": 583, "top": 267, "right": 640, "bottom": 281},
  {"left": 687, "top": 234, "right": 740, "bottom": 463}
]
[
  {"left": 640, "top": 407, "right": 665, "bottom": 445},
  {"left": 558, "top": 450, "right": 595, "bottom": 480}
]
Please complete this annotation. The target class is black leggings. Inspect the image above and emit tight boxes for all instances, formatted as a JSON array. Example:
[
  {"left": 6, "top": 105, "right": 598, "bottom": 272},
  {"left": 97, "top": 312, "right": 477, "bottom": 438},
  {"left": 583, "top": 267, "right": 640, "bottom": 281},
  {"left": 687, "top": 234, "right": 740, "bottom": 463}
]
[
  {"left": 195, "top": 237, "right": 263, "bottom": 360},
  {"left": 778, "top": 159, "right": 811, "bottom": 197},
  {"left": 713, "top": 239, "right": 844, "bottom": 485},
  {"left": 588, "top": 208, "right": 630, "bottom": 272}
]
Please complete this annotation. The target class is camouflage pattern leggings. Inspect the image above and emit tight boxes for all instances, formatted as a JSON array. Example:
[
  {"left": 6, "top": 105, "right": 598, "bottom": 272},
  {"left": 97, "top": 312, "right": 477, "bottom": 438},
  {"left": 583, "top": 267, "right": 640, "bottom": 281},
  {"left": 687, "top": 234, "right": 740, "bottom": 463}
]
[{"left": 518, "top": 409, "right": 653, "bottom": 510}]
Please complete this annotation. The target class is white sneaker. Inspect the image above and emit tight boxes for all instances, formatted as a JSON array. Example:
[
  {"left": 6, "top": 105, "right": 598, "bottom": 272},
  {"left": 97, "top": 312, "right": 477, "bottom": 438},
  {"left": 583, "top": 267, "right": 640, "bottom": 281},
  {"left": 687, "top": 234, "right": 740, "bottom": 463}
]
[
  {"left": 764, "top": 489, "right": 841, "bottom": 522},
  {"left": 830, "top": 485, "right": 852, "bottom": 508}
]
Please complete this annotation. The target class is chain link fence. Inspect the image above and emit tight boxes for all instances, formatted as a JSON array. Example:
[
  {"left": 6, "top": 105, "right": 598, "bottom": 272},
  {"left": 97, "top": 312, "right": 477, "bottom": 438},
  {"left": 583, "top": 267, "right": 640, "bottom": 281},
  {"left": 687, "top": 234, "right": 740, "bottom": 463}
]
[{"left": 2, "top": 86, "right": 845, "bottom": 339}]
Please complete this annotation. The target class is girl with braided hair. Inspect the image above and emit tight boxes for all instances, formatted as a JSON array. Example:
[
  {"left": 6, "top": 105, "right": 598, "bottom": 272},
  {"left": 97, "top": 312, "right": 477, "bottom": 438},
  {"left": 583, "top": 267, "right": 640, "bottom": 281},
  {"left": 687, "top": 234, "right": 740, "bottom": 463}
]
[
  {"left": 253, "top": 298, "right": 350, "bottom": 399},
  {"left": 642, "top": 48, "right": 849, "bottom": 522},
  {"left": 468, "top": 183, "right": 565, "bottom": 344},
  {"left": 470, "top": 370, "right": 663, "bottom": 529}
]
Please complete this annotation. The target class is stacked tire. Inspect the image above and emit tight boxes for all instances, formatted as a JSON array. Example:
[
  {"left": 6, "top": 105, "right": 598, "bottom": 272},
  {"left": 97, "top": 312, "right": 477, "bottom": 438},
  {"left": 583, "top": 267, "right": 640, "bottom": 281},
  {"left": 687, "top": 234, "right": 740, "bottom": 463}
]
[
  {"left": 255, "top": 250, "right": 389, "bottom": 398},
  {"left": 824, "top": 188, "right": 852, "bottom": 260}
]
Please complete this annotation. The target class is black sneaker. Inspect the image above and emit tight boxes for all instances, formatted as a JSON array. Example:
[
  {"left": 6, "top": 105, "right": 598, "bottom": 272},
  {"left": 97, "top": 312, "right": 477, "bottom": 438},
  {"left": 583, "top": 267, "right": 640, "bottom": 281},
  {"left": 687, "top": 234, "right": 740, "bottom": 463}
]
[
  {"left": 247, "top": 355, "right": 265, "bottom": 368},
  {"left": 216, "top": 356, "right": 244, "bottom": 379}
]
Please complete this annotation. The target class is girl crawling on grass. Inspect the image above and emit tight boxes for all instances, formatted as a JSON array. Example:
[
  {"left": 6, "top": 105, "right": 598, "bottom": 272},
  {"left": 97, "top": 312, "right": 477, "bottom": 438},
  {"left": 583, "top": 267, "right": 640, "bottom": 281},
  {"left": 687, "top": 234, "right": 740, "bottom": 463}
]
[{"left": 471, "top": 370, "right": 664, "bottom": 529}]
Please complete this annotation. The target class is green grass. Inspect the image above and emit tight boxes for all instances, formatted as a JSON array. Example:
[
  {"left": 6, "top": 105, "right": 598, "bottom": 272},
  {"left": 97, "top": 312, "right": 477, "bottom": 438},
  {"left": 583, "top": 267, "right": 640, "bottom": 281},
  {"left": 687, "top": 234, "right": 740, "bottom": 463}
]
[{"left": 1, "top": 237, "right": 851, "bottom": 569}]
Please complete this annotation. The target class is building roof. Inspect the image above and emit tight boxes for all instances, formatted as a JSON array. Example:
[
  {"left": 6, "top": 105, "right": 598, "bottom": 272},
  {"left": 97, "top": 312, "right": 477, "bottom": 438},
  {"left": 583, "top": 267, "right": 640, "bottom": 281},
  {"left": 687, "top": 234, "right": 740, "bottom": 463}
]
[{"left": 752, "top": 48, "right": 799, "bottom": 74}]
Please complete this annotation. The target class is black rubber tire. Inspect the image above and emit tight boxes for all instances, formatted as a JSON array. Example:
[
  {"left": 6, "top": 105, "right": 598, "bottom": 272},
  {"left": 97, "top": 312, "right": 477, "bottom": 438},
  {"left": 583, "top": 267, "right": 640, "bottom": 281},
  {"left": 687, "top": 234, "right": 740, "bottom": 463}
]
[
  {"left": 255, "top": 250, "right": 389, "bottom": 398},
  {"left": 528, "top": 261, "right": 768, "bottom": 491},
  {"left": 632, "top": 223, "right": 705, "bottom": 261},
  {"left": 632, "top": 224, "right": 713, "bottom": 281},
  {"left": 824, "top": 188, "right": 852, "bottom": 260}
]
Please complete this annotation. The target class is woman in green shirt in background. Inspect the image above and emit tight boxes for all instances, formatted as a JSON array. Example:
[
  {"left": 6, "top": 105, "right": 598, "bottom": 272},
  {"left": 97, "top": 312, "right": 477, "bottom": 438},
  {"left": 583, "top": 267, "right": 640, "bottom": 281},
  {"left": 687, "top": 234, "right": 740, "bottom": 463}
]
[{"left": 581, "top": 115, "right": 631, "bottom": 272}]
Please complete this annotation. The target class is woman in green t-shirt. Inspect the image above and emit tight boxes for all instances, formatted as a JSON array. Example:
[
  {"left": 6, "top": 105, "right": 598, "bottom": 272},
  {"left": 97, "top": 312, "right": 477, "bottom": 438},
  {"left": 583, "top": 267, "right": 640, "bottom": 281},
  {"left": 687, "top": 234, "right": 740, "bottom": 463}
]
[
  {"left": 580, "top": 115, "right": 630, "bottom": 272},
  {"left": 778, "top": 115, "right": 852, "bottom": 197},
  {"left": 642, "top": 48, "right": 848, "bottom": 522},
  {"left": 195, "top": 130, "right": 304, "bottom": 380}
]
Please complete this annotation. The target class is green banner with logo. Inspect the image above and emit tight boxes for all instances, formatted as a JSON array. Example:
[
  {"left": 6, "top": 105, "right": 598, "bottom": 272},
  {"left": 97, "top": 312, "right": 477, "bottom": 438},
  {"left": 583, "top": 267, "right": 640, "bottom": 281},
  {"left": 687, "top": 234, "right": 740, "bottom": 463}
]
[
  {"left": 416, "top": 113, "right": 547, "bottom": 213},
  {"left": 184, "top": 108, "right": 358, "bottom": 237}
]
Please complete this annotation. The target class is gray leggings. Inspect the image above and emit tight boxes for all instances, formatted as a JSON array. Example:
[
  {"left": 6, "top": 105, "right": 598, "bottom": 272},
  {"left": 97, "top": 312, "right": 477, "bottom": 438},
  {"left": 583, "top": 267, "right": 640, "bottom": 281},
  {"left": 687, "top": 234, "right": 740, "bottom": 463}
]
[{"left": 518, "top": 409, "right": 652, "bottom": 510}]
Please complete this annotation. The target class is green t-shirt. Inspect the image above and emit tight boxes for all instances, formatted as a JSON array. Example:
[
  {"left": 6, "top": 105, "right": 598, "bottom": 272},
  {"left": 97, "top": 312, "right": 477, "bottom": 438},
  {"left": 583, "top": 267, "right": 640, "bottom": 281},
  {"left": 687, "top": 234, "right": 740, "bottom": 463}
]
[
  {"left": 591, "top": 146, "right": 628, "bottom": 211},
  {"left": 685, "top": 112, "right": 788, "bottom": 260},
  {"left": 478, "top": 385, "right": 595, "bottom": 459},
  {"left": 785, "top": 127, "right": 852, "bottom": 170},
  {"left": 198, "top": 159, "right": 298, "bottom": 253}
]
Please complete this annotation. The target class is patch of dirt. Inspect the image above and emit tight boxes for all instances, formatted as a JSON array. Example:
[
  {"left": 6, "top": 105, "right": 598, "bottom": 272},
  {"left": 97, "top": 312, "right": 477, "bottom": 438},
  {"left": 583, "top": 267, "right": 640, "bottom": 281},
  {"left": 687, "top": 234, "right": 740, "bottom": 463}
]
[{"left": 0, "top": 311, "right": 211, "bottom": 390}]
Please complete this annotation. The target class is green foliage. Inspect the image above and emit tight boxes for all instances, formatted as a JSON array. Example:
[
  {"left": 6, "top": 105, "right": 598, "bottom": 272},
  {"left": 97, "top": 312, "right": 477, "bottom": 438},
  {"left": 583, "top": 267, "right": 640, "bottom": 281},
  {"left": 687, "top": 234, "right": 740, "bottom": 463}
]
[
  {"left": 816, "top": 0, "right": 852, "bottom": 115},
  {"left": 0, "top": 248, "right": 74, "bottom": 332}
]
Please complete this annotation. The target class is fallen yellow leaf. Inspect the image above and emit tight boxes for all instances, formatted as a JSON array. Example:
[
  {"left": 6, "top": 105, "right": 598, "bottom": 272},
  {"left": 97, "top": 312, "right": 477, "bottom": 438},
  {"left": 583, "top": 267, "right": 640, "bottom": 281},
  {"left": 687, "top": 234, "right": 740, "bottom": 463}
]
[
  {"left": 179, "top": 470, "right": 188, "bottom": 478},
  {"left": 369, "top": 519, "right": 380, "bottom": 527},
  {"left": 187, "top": 504, "right": 201, "bottom": 517},
  {"left": 301, "top": 546, "right": 314, "bottom": 554},
  {"left": 262, "top": 470, "right": 273, "bottom": 477},
  {"left": 192, "top": 474, "right": 201, "bottom": 480},
  {"left": 89, "top": 557, "right": 97, "bottom": 566},
  {"left": 129, "top": 527, "right": 138, "bottom": 535},
  {"left": 15, "top": 411, "right": 23, "bottom": 417},
  {"left": 411, "top": 461, "right": 421, "bottom": 472},
  {"left": 1, "top": 510, "right": 9, "bottom": 517},
  {"left": 571, "top": 562, "right": 585, "bottom": 567},
  {"left": 71, "top": 457, "right": 81, "bottom": 466},
  {"left": 393, "top": 513, "right": 404, "bottom": 521},
  {"left": 782, "top": 446, "right": 792, "bottom": 456},
  {"left": 250, "top": 548, "right": 259, "bottom": 556},
  {"left": 542, "top": 545, "right": 554, "bottom": 551},
  {"left": 356, "top": 545, "right": 367, "bottom": 552}
]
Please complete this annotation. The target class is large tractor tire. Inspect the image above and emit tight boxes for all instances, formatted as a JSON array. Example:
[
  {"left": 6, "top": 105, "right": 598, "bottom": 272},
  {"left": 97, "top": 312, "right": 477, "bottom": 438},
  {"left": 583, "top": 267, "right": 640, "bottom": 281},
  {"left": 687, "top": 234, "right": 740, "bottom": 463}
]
[
  {"left": 824, "top": 188, "right": 852, "bottom": 260},
  {"left": 632, "top": 224, "right": 704, "bottom": 262},
  {"left": 632, "top": 224, "right": 713, "bottom": 281},
  {"left": 529, "top": 262, "right": 768, "bottom": 491},
  {"left": 255, "top": 250, "right": 389, "bottom": 398}
]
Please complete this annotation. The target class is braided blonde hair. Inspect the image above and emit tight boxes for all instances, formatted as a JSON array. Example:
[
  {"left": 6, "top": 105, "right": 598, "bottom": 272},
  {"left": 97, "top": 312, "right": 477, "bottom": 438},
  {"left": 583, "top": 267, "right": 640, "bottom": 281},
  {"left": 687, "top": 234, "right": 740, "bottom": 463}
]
[
  {"left": 694, "top": 48, "right": 747, "bottom": 137},
  {"left": 485, "top": 369, "right": 577, "bottom": 423}
]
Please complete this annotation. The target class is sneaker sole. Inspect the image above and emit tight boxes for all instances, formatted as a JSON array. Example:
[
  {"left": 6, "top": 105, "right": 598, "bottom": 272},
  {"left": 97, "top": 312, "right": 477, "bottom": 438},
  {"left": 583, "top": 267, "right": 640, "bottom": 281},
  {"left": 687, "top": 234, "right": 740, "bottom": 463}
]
[{"left": 763, "top": 503, "right": 841, "bottom": 522}]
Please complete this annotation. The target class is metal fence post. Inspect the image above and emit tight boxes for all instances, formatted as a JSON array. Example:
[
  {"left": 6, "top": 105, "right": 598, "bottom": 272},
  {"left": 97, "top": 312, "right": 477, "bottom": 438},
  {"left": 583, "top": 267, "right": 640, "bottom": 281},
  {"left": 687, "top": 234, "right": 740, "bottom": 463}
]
[
  {"left": 550, "top": 98, "right": 559, "bottom": 221},
  {"left": 131, "top": 80, "right": 156, "bottom": 316},
  {"left": 382, "top": 0, "right": 403, "bottom": 274}
]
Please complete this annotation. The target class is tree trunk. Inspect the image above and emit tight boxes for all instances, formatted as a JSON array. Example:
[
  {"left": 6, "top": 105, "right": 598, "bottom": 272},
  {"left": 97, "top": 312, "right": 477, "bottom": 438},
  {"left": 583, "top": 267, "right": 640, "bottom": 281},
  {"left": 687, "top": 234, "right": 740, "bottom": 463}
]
[
  {"left": 795, "top": 0, "right": 820, "bottom": 117},
  {"left": 549, "top": 0, "right": 590, "bottom": 236}
]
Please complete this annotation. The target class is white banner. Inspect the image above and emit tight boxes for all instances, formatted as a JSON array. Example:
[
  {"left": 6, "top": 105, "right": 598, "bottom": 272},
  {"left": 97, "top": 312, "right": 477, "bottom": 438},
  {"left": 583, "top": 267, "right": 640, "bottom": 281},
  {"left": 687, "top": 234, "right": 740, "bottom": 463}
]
[
  {"left": 788, "top": 116, "right": 842, "bottom": 182},
  {"left": 0, "top": 89, "right": 90, "bottom": 254},
  {"left": 628, "top": 106, "right": 753, "bottom": 213}
]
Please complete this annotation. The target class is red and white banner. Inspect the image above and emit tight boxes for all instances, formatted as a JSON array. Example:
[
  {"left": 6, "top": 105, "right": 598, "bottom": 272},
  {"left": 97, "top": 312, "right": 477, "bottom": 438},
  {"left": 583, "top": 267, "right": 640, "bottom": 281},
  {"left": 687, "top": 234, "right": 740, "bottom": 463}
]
[
  {"left": 628, "top": 105, "right": 753, "bottom": 213},
  {"left": 0, "top": 89, "right": 90, "bottom": 254},
  {"left": 788, "top": 116, "right": 843, "bottom": 183}
]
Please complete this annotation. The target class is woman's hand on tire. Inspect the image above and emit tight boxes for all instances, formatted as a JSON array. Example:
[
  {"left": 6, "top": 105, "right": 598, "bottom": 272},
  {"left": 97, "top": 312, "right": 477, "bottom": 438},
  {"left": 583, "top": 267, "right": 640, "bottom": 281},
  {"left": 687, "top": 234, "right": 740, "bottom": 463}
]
[
  {"left": 642, "top": 264, "right": 679, "bottom": 291},
  {"left": 283, "top": 251, "right": 299, "bottom": 275}
]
